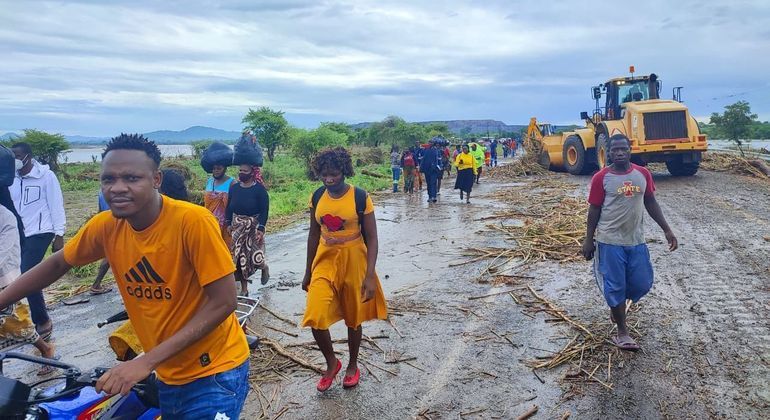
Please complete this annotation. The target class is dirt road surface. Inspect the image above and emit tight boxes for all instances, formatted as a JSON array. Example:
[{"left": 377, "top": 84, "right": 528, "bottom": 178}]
[{"left": 5, "top": 163, "right": 769, "bottom": 419}]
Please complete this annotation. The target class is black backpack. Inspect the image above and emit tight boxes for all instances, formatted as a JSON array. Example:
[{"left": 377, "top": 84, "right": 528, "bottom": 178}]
[{"left": 311, "top": 186, "right": 368, "bottom": 245}]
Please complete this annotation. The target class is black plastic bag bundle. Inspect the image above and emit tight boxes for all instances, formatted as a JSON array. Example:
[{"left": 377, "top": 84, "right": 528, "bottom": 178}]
[
  {"left": 0, "top": 145, "right": 15, "bottom": 187},
  {"left": 200, "top": 141, "right": 234, "bottom": 173},
  {"left": 232, "top": 134, "right": 264, "bottom": 167}
]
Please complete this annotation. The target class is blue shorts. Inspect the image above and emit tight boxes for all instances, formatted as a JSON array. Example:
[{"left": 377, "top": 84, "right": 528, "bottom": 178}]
[
  {"left": 157, "top": 360, "right": 249, "bottom": 419},
  {"left": 594, "top": 242, "right": 654, "bottom": 308}
]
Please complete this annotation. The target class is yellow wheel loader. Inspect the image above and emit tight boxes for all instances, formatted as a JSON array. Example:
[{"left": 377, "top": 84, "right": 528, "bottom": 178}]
[{"left": 527, "top": 69, "right": 708, "bottom": 176}]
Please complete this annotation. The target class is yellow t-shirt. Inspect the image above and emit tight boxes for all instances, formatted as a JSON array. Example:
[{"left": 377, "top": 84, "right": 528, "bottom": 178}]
[
  {"left": 454, "top": 152, "right": 478, "bottom": 174},
  {"left": 309, "top": 186, "right": 374, "bottom": 238},
  {"left": 63, "top": 196, "right": 248, "bottom": 385}
]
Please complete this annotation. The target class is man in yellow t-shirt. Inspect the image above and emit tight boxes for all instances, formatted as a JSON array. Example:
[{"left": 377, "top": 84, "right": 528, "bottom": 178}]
[{"left": 0, "top": 134, "right": 249, "bottom": 419}]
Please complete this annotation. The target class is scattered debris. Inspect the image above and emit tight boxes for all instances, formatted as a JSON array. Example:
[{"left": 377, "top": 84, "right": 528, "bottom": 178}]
[{"left": 702, "top": 152, "right": 769, "bottom": 178}]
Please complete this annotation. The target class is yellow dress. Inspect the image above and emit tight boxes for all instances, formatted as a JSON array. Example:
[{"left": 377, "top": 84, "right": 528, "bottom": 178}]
[{"left": 302, "top": 186, "right": 388, "bottom": 330}]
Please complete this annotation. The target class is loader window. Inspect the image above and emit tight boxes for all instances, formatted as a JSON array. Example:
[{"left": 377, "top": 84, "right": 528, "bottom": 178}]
[{"left": 619, "top": 81, "right": 649, "bottom": 103}]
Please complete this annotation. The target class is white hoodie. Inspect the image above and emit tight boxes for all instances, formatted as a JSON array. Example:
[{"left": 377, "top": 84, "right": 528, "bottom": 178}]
[{"left": 10, "top": 160, "right": 66, "bottom": 237}]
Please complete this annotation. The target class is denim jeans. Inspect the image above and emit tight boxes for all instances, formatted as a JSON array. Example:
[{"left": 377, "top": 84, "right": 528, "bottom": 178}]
[
  {"left": 157, "top": 360, "right": 250, "bottom": 419},
  {"left": 20, "top": 232, "right": 53, "bottom": 327},
  {"left": 391, "top": 167, "right": 402, "bottom": 192}
]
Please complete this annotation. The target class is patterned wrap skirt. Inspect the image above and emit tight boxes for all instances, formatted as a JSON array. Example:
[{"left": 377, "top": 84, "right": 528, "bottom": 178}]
[
  {"left": 0, "top": 294, "right": 40, "bottom": 349},
  {"left": 230, "top": 214, "right": 266, "bottom": 281}
]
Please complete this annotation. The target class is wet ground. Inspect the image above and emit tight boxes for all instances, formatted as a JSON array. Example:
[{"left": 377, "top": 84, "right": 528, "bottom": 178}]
[{"left": 4, "top": 161, "right": 769, "bottom": 419}]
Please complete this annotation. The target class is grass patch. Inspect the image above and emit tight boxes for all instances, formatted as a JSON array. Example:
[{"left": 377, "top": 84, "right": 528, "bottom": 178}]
[{"left": 59, "top": 146, "right": 391, "bottom": 230}]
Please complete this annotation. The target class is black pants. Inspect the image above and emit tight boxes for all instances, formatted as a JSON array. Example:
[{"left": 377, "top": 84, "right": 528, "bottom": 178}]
[
  {"left": 20, "top": 232, "right": 53, "bottom": 327},
  {"left": 425, "top": 170, "right": 439, "bottom": 200}
]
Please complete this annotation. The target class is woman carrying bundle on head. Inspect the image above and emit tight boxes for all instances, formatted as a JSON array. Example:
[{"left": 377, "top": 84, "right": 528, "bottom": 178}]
[
  {"left": 226, "top": 133, "right": 269, "bottom": 296},
  {"left": 302, "top": 147, "right": 388, "bottom": 392},
  {"left": 201, "top": 142, "right": 236, "bottom": 246}
]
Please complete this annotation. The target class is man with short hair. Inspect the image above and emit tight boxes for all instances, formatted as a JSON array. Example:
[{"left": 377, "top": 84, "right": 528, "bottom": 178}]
[
  {"left": 10, "top": 142, "right": 66, "bottom": 339},
  {"left": 582, "top": 134, "right": 678, "bottom": 351},
  {"left": 0, "top": 134, "right": 249, "bottom": 418}
]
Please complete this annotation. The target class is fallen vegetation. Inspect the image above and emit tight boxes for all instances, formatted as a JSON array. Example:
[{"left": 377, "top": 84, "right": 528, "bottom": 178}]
[{"left": 701, "top": 152, "right": 769, "bottom": 178}]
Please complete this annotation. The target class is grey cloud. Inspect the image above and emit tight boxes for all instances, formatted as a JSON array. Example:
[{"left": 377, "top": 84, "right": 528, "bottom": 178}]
[{"left": 0, "top": 0, "right": 768, "bottom": 135}]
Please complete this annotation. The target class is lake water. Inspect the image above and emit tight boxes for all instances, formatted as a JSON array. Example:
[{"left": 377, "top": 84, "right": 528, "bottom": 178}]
[
  {"left": 63, "top": 145, "right": 195, "bottom": 163},
  {"left": 60, "top": 140, "right": 769, "bottom": 164}
]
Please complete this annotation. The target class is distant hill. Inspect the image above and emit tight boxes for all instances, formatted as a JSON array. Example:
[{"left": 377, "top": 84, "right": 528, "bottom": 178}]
[
  {"left": 350, "top": 120, "right": 578, "bottom": 137},
  {"left": 144, "top": 126, "right": 241, "bottom": 143},
  {"left": 1, "top": 132, "right": 21, "bottom": 141},
  {"left": 2, "top": 126, "right": 242, "bottom": 145}
]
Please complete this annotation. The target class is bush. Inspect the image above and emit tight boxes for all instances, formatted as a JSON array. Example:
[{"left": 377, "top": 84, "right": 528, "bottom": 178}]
[
  {"left": 290, "top": 127, "right": 349, "bottom": 170},
  {"left": 191, "top": 140, "right": 214, "bottom": 159},
  {"left": 10, "top": 129, "right": 70, "bottom": 172}
]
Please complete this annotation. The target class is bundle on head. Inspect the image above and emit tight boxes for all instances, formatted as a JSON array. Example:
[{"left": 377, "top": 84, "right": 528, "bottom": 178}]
[
  {"left": 200, "top": 141, "right": 234, "bottom": 173},
  {"left": 233, "top": 133, "right": 264, "bottom": 167}
]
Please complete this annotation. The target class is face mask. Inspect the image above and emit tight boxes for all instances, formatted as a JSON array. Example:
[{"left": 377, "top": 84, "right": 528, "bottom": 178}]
[
  {"left": 15, "top": 159, "right": 24, "bottom": 171},
  {"left": 238, "top": 173, "right": 252, "bottom": 182}
]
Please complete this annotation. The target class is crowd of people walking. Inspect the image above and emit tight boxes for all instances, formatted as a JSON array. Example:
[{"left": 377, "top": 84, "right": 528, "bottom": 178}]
[{"left": 0, "top": 132, "right": 519, "bottom": 417}]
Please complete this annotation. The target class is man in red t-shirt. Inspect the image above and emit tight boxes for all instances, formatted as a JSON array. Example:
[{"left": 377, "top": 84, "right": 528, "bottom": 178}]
[{"left": 583, "top": 134, "right": 678, "bottom": 351}]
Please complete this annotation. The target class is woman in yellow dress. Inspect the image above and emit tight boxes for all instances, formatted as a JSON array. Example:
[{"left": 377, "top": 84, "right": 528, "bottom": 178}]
[{"left": 302, "top": 147, "right": 388, "bottom": 391}]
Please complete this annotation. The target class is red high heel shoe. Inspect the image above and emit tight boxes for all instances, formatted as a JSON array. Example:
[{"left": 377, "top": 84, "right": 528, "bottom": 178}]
[
  {"left": 342, "top": 368, "right": 360, "bottom": 388},
  {"left": 316, "top": 359, "right": 342, "bottom": 392}
]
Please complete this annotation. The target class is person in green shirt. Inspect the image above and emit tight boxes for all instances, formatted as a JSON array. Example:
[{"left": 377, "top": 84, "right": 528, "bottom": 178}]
[{"left": 469, "top": 142, "right": 486, "bottom": 184}]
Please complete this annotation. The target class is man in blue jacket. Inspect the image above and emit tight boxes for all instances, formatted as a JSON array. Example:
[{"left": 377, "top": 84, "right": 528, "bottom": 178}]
[{"left": 419, "top": 138, "right": 442, "bottom": 203}]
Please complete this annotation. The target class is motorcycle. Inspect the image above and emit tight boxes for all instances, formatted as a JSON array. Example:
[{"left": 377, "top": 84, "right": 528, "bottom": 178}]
[{"left": 0, "top": 295, "right": 260, "bottom": 419}]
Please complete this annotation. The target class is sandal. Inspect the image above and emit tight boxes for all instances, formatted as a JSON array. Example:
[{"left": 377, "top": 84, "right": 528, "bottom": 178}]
[
  {"left": 37, "top": 354, "right": 61, "bottom": 376},
  {"left": 90, "top": 285, "right": 113, "bottom": 295},
  {"left": 343, "top": 368, "right": 360, "bottom": 389},
  {"left": 316, "top": 359, "right": 342, "bottom": 392},
  {"left": 612, "top": 335, "right": 640, "bottom": 351}
]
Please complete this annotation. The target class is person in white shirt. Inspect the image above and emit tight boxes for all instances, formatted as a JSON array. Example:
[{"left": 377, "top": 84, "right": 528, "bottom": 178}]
[{"left": 10, "top": 142, "right": 66, "bottom": 339}]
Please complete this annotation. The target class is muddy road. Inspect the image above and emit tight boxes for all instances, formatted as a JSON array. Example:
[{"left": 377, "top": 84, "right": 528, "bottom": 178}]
[{"left": 5, "top": 165, "right": 769, "bottom": 419}]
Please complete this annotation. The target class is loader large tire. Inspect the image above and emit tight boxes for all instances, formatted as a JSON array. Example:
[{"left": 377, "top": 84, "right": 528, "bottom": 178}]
[
  {"left": 596, "top": 132, "right": 609, "bottom": 169},
  {"left": 666, "top": 156, "right": 699, "bottom": 176},
  {"left": 563, "top": 136, "right": 590, "bottom": 175}
]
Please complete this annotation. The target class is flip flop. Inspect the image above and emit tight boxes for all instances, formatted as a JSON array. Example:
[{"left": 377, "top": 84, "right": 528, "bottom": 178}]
[
  {"left": 62, "top": 295, "right": 90, "bottom": 305},
  {"left": 612, "top": 336, "right": 640, "bottom": 351},
  {"left": 37, "top": 354, "right": 61, "bottom": 376},
  {"left": 90, "top": 286, "right": 113, "bottom": 295}
]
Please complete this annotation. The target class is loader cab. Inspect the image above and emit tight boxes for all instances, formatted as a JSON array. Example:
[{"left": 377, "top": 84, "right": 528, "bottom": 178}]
[{"left": 601, "top": 74, "right": 661, "bottom": 120}]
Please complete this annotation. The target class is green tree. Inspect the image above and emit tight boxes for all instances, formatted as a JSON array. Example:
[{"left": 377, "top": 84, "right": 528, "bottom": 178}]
[
  {"left": 750, "top": 122, "right": 770, "bottom": 140},
  {"left": 319, "top": 122, "right": 353, "bottom": 142},
  {"left": 425, "top": 122, "right": 450, "bottom": 138},
  {"left": 241, "top": 106, "right": 289, "bottom": 162},
  {"left": 14, "top": 129, "right": 70, "bottom": 172},
  {"left": 290, "top": 126, "right": 349, "bottom": 170},
  {"left": 710, "top": 100, "right": 758, "bottom": 155}
]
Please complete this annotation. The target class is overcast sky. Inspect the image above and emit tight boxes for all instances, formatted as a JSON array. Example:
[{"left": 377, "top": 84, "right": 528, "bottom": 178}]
[{"left": 1, "top": 0, "right": 768, "bottom": 136}]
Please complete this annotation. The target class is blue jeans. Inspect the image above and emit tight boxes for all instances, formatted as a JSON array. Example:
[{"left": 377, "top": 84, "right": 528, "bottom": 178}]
[
  {"left": 391, "top": 167, "right": 401, "bottom": 192},
  {"left": 157, "top": 360, "right": 250, "bottom": 419},
  {"left": 20, "top": 233, "right": 53, "bottom": 327}
]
